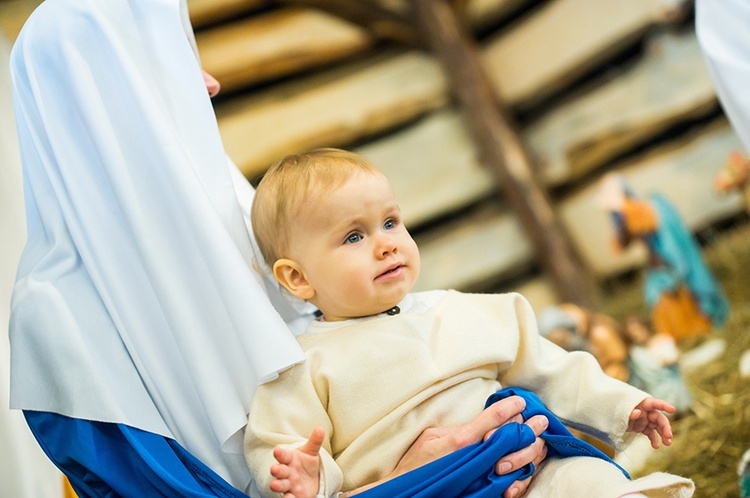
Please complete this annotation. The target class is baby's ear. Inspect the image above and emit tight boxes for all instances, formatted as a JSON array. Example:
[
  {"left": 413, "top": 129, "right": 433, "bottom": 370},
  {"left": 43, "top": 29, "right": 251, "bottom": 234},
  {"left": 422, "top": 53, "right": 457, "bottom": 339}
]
[{"left": 273, "top": 259, "right": 315, "bottom": 301}]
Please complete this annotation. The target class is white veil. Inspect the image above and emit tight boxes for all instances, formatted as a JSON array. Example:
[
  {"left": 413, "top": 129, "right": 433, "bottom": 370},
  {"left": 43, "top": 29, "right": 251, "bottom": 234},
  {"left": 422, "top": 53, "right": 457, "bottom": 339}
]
[{"left": 9, "top": 0, "right": 305, "bottom": 490}]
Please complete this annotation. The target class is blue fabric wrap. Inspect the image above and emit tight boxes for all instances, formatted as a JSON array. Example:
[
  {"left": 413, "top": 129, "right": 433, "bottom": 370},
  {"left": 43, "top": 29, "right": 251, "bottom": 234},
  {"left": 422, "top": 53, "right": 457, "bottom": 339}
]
[
  {"left": 24, "top": 411, "right": 248, "bottom": 498},
  {"left": 358, "top": 387, "right": 629, "bottom": 498},
  {"left": 486, "top": 388, "right": 629, "bottom": 478}
]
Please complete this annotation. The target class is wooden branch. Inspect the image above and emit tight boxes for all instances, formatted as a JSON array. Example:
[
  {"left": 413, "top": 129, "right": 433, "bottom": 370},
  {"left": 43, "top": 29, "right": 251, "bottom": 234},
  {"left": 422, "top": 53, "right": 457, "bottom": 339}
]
[
  {"left": 412, "top": 0, "right": 598, "bottom": 307},
  {"left": 276, "top": 0, "right": 421, "bottom": 47}
]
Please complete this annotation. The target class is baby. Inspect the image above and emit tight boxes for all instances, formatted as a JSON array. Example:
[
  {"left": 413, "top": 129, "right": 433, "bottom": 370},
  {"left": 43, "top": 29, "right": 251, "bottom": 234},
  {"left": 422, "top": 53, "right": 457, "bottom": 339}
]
[{"left": 245, "top": 148, "right": 694, "bottom": 498}]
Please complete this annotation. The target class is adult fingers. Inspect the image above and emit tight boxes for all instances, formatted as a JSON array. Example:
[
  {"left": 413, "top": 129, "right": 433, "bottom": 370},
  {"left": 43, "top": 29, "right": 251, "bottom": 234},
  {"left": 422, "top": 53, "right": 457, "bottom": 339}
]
[
  {"left": 532, "top": 436, "right": 549, "bottom": 466},
  {"left": 494, "top": 415, "right": 549, "bottom": 475},
  {"left": 498, "top": 436, "right": 547, "bottom": 497},
  {"left": 482, "top": 413, "right": 524, "bottom": 442},
  {"left": 494, "top": 433, "right": 547, "bottom": 475},
  {"left": 524, "top": 414, "right": 549, "bottom": 437},
  {"left": 465, "top": 396, "right": 526, "bottom": 446},
  {"left": 503, "top": 475, "right": 532, "bottom": 498}
]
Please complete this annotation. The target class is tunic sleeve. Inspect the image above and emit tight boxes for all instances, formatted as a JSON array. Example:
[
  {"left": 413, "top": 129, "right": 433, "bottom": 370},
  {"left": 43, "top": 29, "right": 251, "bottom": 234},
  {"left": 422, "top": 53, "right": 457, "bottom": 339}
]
[
  {"left": 245, "top": 362, "right": 343, "bottom": 498},
  {"left": 498, "top": 293, "right": 649, "bottom": 450}
]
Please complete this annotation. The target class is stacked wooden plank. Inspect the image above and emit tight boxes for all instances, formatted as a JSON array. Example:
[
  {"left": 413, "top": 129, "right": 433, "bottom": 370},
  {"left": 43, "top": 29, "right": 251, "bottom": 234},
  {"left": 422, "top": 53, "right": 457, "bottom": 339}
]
[
  {"left": 191, "top": 0, "right": 744, "bottom": 311},
  {"left": 196, "top": 8, "right": 375, "bottom": 92},
  {"left": 0, "top": 0, "right": 44, "bottom": 41}
]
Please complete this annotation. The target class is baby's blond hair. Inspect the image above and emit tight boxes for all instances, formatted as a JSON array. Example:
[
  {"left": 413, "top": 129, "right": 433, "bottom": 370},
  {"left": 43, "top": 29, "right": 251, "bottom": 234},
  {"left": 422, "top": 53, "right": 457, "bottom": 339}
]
[{"left": 251, "top": 148, "right": 382, "bottom": 267}]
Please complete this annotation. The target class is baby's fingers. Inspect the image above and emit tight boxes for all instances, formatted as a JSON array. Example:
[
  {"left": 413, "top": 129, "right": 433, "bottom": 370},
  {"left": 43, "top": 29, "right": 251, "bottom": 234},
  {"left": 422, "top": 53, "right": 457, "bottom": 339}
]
[
  {"left": 628, "top": 415, "right": 648, "bottom": 434},
  {"left": 299, "top": 426, "right": 326, "bottom": 456},
  {"left": 269, "top": 470, "right": 291, "bottom": 493},
  {"left": 657, "top": 417, "right": 673, "bottom": 438},
  {"left": 645, "top": 429, "right": 661, "bottom": 449},
  {"left": 654, "top": 415, "right": 673, "bottom": 446},
  {"left": 273, "top": 445, "right": 294, "bottom": 465},
  {"left": 647, "top": 398, "right": 676, "bottom": 414}
]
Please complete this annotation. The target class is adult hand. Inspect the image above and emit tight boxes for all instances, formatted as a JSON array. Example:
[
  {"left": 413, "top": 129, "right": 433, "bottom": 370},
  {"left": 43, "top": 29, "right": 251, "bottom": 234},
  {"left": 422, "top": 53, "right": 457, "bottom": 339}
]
[{"left": 391, "top": 395, "right": 548, "bottom": 498}]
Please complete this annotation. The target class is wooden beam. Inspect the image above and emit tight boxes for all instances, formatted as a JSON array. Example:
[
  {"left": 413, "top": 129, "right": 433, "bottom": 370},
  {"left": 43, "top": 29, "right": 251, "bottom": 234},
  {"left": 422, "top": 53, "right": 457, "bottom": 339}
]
[
  {"left": 216, "top": 51, "right": 448, "bottom": 179},
  {"left": 196, "top": 8, "right": 373, "bottom": 92},
  {"left": 481, "top": 0, "right": 690, "bottom": 108},
  {"left": 276, "top": 0, "right": 421, "bottom": 47},
  {"left": 412, "top": 0, "right": 597, "bottom": 307},
  {"left": 527, "top": 32, "right": 718, "bottom": 187},
  {"left": 188, "top": 0, "right": 268, "bottom": 28}
]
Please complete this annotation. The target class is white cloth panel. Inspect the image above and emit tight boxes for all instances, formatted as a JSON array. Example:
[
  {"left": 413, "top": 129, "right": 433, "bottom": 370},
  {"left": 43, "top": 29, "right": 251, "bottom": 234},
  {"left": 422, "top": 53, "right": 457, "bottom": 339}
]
[
  {"left": 0, "top": 31, "right": 64, "bottom": 498},
  {"left": 8, "top": 0, "right": 305, "bottom": 489}
]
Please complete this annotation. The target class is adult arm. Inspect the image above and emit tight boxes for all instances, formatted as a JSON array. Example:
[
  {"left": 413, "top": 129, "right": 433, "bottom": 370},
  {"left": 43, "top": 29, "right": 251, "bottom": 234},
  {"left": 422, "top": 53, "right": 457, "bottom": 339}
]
[{"left": 499, "top": 293, "right": 649, "bottom": 450}]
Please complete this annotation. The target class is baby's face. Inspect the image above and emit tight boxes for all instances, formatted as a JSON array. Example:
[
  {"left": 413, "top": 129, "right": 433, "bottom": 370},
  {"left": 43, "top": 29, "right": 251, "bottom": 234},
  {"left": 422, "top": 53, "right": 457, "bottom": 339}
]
[{"left": 287, "top": 170, "right": 420, "bottom": 321}]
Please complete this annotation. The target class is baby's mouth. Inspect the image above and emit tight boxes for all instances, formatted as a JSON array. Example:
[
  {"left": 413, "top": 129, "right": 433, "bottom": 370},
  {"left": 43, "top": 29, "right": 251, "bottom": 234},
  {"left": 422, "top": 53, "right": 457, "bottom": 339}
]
[{"left": 376, "top": 264, "right": 404, "bottom": 279}]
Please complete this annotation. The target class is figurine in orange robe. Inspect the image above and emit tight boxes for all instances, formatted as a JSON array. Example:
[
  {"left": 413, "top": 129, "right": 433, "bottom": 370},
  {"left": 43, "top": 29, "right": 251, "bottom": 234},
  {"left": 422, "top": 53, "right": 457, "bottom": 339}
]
[{"left": 599, "top": 174, "right": 729, "bottom": 341}]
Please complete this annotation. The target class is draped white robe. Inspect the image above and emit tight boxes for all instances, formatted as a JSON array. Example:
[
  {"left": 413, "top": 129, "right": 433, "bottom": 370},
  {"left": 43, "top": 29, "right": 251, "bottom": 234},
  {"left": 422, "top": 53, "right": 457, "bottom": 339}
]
[{"left": 8, "top": 0, "right": 306, "bottom": 490}]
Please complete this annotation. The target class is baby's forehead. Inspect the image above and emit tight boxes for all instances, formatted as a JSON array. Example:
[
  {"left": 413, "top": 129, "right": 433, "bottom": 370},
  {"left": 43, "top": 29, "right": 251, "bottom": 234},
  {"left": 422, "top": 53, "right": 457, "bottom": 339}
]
[
  {"left": 304, "top": 168, "right": 389, "bottom": 195},
  {"left": 300, "top": 171, "right": 396, "bottom": 213}
]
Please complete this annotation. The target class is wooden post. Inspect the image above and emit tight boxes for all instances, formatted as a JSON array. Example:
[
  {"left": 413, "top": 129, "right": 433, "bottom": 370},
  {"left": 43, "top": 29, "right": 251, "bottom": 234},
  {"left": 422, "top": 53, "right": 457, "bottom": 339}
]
[{"left": 412, "top": 0, "right": 598, "bottom": 307}]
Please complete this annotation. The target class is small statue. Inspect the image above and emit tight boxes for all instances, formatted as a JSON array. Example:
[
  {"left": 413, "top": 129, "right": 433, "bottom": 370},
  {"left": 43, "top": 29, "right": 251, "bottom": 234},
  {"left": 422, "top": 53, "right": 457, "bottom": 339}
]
[
  {"left": 714, "top": 150, "right": 750, "bottom": 212},
  {"left": 598, "top": 174, "right": 730, "bottom": 342},
  {"left": 538, "top": 304, "right": 630, "bottom": 383},
  {"left": 740, "top": 448, "right": 750, "bottom": 498},
  {"left": 621, "top": 315, "right": 693, "bottom": 416}
]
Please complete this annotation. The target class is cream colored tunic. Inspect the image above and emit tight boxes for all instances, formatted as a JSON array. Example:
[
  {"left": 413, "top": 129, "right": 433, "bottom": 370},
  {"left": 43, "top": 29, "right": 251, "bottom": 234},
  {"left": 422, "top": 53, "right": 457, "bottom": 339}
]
[{"left": 245, "top": 291, "right": 694, "bottom": 498}]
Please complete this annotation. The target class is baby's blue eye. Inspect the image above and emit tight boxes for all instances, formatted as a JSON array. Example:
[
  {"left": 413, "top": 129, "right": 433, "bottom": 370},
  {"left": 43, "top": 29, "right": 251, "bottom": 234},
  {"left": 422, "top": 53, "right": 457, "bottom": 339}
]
[
  {"left": 346, "top": 233, "right": 362, "bottom": 244},
  {"left": 384, "top": 219, "right": 396, "bottom": 230}
]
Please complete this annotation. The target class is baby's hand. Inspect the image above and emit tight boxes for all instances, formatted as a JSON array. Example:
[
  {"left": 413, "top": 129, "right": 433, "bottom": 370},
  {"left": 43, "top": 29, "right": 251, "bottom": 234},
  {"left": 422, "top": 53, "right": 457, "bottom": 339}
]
[
  {"left": 627, "top": 397, "right": 675, "bottom": 449},
  {"left": 269, "top": 426, "right": 326, "bottom": 498}
]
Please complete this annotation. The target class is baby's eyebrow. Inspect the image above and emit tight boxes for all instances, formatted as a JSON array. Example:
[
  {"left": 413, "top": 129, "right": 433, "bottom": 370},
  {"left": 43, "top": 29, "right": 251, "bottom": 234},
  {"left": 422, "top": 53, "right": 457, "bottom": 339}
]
[{"left": 335, "top": 218, "right": 363, "bottom": 234}]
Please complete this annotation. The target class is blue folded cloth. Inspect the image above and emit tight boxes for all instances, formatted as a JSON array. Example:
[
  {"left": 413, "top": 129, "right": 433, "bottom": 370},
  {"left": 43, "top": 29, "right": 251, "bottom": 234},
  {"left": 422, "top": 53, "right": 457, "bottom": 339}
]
[{"left": 358, "top": 387, "right": 629, "bottom": 498}]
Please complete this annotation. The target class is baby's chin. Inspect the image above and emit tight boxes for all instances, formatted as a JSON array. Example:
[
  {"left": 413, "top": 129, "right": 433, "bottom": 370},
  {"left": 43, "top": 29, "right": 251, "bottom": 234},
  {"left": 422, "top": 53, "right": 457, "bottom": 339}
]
[
  {"left": 338, "top": 302, "right": 405, "bottom": 320},
  {"left": 377, "top": 296, "right": 408, "bottom": 315}
]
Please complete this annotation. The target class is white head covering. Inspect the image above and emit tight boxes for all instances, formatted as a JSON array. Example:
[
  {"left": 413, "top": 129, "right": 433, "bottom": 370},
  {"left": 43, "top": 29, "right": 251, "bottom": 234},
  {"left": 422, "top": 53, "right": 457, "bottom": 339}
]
[{"left": 9, "top": 0, "right": 306, "bottom": 489}]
